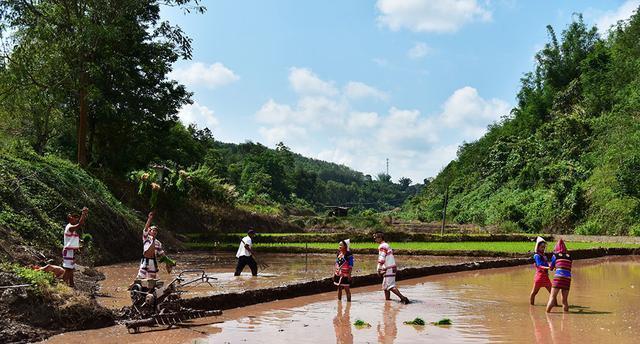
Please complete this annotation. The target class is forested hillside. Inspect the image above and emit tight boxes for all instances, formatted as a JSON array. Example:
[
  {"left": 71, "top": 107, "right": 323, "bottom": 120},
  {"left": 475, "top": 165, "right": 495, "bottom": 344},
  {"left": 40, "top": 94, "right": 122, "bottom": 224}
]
[
  {"left": 404, "top": 14, "right": 640, "bottom": 236},
  {"left": 0, "top": 0, "right": 418, "bottom": 252}
]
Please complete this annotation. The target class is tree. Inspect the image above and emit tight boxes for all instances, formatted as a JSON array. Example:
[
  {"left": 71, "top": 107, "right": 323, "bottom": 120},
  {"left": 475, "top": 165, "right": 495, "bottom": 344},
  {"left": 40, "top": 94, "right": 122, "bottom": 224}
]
[
  {"left": 398, "top": 177, "right": 412, "bottom": 190},
  {"left": 0, "top": 0, "right": 205, "bottom": 169}
]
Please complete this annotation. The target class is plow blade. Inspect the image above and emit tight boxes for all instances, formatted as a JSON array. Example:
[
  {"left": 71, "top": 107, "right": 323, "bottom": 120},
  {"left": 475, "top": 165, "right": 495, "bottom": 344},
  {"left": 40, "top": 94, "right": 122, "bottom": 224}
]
[{"left": 125, "top": 309, "right": 222, "bottom": 333}]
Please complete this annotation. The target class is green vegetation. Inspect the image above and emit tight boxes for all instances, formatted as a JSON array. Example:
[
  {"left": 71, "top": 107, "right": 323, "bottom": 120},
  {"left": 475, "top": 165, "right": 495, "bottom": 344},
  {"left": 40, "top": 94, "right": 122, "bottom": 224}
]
[
  {"left": 404, "top": 317, "right": 426, "bottom": 326},
  {"left": 3, "top": 263, "right": 54, "bottom": 293},
  {"left": 185, "top": 241, "right": 640, "bottom": 253},
  {"left": 0, "top": 146, "right": 141, "bottom": 264},
  {"left": 403, "top": 13, "right": 640, "bottom": 236},
  {"left": 432, "top": 318, "right": 452, "bottom": 326},
  {"left": 0, "top": 0, "right": 419, "bottom": 239},
  {"left": 353, "top": 319, "right": 371, "bottom": 327}
]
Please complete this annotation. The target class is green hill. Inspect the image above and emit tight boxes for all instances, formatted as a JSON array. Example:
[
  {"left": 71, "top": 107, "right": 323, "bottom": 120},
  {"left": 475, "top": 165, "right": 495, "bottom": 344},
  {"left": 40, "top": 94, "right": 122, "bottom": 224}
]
[
  {"left": 403, "top": 14, "right": 640, "bottom": 236},
  {"left": 0, "top": 146, "right": 143, "bottom": 264}
]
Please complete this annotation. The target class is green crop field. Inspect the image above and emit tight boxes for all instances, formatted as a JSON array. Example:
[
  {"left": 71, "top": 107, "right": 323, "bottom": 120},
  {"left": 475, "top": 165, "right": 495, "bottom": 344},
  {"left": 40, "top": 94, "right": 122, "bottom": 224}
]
[{"left": 185, "top": 241, "right": 640, "bottom": 253}]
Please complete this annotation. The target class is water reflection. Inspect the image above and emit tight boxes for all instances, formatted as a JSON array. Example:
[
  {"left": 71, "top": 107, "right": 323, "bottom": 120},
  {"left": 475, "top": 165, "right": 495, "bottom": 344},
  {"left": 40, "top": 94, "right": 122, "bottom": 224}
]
[
  {"left": 333, "top": 301, "right": 353, "bottom": 344},
  {"left": 377, "top": 302, "right": 400, "bottom": 344}
]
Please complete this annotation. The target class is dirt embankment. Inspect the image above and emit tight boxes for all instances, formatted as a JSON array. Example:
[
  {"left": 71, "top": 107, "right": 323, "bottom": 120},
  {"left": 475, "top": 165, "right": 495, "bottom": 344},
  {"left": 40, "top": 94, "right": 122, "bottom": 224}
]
[
  {"left": 179, "top": 248, "right": 639, "bottom": 313},
  {"left": 0, "top": 266, "right": 115, "bottom": 344}
]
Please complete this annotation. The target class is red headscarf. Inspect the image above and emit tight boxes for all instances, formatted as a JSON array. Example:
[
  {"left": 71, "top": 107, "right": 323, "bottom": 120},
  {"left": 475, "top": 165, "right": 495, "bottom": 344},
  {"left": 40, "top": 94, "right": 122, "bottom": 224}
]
[{"left": 554, "top": 239, "right": 567, "bottom": 254}]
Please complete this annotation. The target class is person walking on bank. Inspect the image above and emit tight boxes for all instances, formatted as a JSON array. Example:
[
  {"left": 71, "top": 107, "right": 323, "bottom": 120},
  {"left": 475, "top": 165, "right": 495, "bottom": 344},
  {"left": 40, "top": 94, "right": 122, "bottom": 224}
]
[
  {"left": 374, "top": 232, "right": 410, "bottom": 304},
  {"left": 235, "top": 230, "right": 258, "bottom": 276}
]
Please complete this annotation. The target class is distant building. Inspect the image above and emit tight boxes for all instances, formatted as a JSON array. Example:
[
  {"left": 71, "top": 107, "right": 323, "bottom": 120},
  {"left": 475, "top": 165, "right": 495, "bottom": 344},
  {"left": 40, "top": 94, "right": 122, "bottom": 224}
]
[{"left": 326, "top": 206, "right": 350, "bottom": 217}]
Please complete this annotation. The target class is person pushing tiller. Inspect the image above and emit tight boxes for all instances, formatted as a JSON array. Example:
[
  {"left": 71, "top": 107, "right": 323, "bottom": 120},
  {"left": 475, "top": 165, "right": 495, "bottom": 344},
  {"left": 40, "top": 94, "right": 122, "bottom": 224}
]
[{"left": 234, "top": 229, "right": 268, "bottom": 276}]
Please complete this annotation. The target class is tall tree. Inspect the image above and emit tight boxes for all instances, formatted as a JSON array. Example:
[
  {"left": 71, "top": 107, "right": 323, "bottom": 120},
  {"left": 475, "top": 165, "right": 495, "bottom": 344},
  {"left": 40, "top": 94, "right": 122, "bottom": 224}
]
[{"left": 0, "top": 0, "right": 204, "bottom": 168}]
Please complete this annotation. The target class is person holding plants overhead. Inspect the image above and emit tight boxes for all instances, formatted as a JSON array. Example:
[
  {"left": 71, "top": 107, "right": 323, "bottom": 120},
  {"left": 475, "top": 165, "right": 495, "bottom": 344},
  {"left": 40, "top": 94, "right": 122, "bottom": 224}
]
[
  {"left": 62, "top": 207, "right": 89, "bottom": 288},
  {"left": 333, "top": 239, "right": 354, "bottom": 302},
  {"left": 136, "top": 211, "right": 175, "bottom": 280}
]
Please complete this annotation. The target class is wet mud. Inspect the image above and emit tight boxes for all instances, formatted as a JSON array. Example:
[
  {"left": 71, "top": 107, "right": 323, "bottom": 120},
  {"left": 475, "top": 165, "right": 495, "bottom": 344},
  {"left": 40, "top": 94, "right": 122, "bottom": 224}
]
[
  {"left": 94, "top": 252, "right": 488, "bottom": 309},
  {"left": 43, "top": 255, "right": 640, "bottom": 343}
]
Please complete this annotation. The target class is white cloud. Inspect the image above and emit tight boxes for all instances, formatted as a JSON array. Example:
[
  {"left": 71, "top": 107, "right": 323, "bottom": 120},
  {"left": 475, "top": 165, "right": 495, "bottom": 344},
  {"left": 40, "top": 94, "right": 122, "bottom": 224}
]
[
  {"left": 177, "top": 102, "right": 219, "bottom": 130},
  {"left": 254, "top": 68, "right": 510, "bottom": 181},
  {"left": 438, "top": 86, "right": 510, "bottom": 141},
  {"left": 595, "top": 0, "right": 640, "bottom": 32},
  {"left": 289, "top": 67, "right": 338, "bottom": 96},
  {"left": 376, "top": 0, "right": 492, "bottom": 33},
  {"left": 407, "top": 42, "right": 430, "bottom": 59},
  {"left": 255, "top": 99, "right": 295, "bottom": 124},
  {"left": 377, "top": 107, "right": 438, "bottom": 146},
  {"left": 347, "top": 111, "right": 380, "bottom": 130},
  {"left": 344, "top": 81, "right": 389, "bottom": 100},
  {"left": 258, "top": 125, "right": 308, "bottom": 146},
  {"left": 169, "top": 62, "right": 239, "bottom": 88}
]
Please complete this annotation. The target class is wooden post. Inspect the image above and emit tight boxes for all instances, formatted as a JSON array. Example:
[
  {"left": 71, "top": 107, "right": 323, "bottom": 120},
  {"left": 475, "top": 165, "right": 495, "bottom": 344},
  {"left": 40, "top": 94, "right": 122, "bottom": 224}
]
[
  {"left": 305, "top": 242, "right": 308, "bottom": 272},
  {"left": 441, "top": 185, "right": 449, "bottom": 236}
]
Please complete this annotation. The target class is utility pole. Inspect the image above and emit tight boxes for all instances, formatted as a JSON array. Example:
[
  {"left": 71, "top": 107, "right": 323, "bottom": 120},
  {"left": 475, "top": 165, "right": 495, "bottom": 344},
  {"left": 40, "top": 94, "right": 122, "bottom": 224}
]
[
  {"left": 386, "top": 158, "right": 389, "bottom": 176},
  {"left": 441, "top": 185, "right": 449, "bottom": 236}
]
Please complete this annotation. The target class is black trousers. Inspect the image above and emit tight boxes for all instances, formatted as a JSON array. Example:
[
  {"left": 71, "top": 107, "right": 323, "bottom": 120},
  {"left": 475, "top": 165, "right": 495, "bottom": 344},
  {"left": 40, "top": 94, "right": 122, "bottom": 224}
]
[{"left": 235, "top": 255, "right": 258, "bottom": 276}]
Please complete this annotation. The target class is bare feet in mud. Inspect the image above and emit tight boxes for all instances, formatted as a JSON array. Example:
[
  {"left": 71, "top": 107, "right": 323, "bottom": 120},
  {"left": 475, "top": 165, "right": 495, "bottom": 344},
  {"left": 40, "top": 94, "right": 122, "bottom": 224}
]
[{"left": 401, "top": 297, "right": 411, "bottom": 304}]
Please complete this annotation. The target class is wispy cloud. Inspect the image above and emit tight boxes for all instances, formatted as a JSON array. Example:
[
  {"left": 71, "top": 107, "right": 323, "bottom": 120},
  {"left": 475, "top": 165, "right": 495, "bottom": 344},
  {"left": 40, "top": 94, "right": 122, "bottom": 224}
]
[{"left": 407, "top": 42, "right": 431, "bottom": 59}]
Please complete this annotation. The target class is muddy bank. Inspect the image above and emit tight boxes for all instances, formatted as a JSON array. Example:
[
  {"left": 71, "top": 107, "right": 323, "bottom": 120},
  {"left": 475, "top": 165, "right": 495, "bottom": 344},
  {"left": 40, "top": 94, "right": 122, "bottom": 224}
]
[
  {"left": 0, "top": 266, "right": 115, "bottom": 344},
  {"left": 180, "top": 247, "right": 639, "bottom": 312}
]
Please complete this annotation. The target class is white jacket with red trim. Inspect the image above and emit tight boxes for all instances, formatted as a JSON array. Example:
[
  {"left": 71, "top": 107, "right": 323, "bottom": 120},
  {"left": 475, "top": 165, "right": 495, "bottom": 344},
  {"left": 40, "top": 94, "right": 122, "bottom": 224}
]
[
  {"left": 377, "top": 242, "right": 396, "bottom": 271},
  {"left": 63, "top": 223, "right": 80, "bottom": 249}
]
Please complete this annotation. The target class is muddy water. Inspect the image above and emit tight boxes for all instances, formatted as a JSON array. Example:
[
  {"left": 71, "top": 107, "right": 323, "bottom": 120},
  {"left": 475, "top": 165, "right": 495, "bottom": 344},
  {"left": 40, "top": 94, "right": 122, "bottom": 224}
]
[
  {"left": 95, "top": 252, "right": 483, "bottom": 309},
  {"left": 45, "top": 256, "right": 640, "bottom": 344}
]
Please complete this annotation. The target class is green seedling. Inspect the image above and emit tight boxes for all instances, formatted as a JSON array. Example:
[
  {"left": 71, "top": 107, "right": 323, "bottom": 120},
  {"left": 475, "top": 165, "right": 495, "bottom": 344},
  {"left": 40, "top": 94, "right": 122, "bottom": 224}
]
[
  {"left": 403, "top": 317, "right": 426, "bottom": 325},
  {"left": 353, "top": 319, "right": 371, "bottom": 327},
  {"left": 432, "top": 318, "right": 452, "bottom": 326}
]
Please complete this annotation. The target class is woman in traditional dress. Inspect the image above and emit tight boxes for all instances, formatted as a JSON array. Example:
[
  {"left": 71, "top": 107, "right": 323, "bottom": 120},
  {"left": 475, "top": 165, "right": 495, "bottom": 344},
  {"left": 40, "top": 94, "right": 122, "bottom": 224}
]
[
  {"left": 530, "top": 237, "right": 556, "bottom": 305},
  {"left": 546, "top": 239, "right": 572, "bottom": 313},
  {"left": 333, "top": 239, "right": 354, "bottom": 302}
]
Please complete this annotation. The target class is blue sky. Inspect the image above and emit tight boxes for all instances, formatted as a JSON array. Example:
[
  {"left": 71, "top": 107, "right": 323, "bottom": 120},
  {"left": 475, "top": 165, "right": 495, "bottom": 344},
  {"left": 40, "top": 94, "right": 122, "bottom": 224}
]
[{"left": 162, "top": 0, "right": 639, "bottom": 183}]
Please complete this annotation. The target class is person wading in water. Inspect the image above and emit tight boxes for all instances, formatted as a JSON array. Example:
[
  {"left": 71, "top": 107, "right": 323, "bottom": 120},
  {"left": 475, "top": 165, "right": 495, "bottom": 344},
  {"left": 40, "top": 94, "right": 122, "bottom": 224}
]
[
  {"left": 235, "top": 230, "right": 258, "bottom": 276},
  {"left": 374, "top": 232, "right": 410, "bottom": 304}
]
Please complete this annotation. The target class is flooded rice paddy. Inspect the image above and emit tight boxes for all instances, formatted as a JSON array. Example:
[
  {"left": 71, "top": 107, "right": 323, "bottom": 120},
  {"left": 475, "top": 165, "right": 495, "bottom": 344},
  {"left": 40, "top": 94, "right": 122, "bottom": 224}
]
[
  {"left": 95, "top": 252, "right": 486, "bottom": 309},
  {"left": 45, "top": 255, "right": 639, "bottom": 343}
]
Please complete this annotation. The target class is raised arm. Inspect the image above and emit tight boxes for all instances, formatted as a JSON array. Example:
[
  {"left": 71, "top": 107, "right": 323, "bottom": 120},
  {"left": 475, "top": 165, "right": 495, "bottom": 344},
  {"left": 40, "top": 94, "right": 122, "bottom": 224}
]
[
  {"left": 144, "top": 211, "right": 155, "bottom": 231},
  {"left": 67, "top": 207, "right": 89, "bottom": 232}
]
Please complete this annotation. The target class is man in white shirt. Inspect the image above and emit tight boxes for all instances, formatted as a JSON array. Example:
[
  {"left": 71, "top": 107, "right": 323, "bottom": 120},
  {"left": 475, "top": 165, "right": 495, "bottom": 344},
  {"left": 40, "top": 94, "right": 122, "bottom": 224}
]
[{"left": 235, "top": 230, "right": 258, "bottom": 276}]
